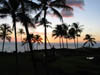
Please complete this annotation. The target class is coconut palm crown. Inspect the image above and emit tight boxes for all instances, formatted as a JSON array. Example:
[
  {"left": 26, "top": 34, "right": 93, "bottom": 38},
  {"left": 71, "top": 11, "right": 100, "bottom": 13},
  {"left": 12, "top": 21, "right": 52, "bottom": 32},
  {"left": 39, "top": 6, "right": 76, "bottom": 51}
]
[
  {"left": 0, "top": 24, "right": 12, "bottom": 52},
  {"left": 83, "top": 34, "right": 96, "bottom": 48}
]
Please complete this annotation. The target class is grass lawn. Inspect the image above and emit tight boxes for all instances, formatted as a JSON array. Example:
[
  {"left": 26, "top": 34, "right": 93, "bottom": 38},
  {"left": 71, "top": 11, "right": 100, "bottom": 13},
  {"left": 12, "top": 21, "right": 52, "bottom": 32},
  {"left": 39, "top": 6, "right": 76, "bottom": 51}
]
[{"left": 0, "top": 48, "right": 100, "bottom": 75}]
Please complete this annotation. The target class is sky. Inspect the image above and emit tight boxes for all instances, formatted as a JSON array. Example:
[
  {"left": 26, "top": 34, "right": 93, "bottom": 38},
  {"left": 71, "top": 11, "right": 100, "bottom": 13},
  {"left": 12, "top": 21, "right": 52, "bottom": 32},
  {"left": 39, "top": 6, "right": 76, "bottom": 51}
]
[{"left": 0, "top": 0, "right": 100, "bottom": 43}]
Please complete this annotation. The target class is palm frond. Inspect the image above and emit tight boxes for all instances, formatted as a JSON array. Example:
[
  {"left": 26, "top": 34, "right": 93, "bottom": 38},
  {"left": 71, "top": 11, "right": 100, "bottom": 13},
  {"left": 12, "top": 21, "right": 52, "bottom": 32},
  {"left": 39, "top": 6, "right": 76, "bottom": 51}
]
[
  {"left": 0, "top": 14, "right": 7, "bottom": 18},
  {"left": 33, "top": 10, "right": 42, "bottom": 23},
  {"left": 90, "top": 41, "right": 94, "bottom": 46},
  {"left": 51, "top": 7, "right": 63, "bottom": 22},
  {"left": 93, "top": 41, "right": 97, "bottom": 44},
  {"left": 8, "top": 0, "right": 20, "bottom": 11},
  {"left": 16, "top": 13, "right": 35, "bottom": 28},
  {"left": 24, "top": 0, "right": 41, "bottom": 11},
  {"left": 51, "top": 4, "right": 73, "bottom": 10},
  {"left": 83, "top": 41, "right": 88, "bottom": 47},
  {"left": 0, "top": 8, "right": 10, "bottom": 14},
  {"left": 6, "top": 36, "right": 11, "bottom": 42}
]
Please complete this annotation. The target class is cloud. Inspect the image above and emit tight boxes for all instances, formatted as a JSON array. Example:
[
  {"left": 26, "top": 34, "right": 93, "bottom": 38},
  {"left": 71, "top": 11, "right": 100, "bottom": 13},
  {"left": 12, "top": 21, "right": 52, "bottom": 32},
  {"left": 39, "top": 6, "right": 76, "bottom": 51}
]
[
  {"left": 61, "top": 0, "right": 84, "bottom": 17},
  {"left": 61, "top": 9, "right": 73, "bottom": 17},
  {"left": 66, "top": 0, "right": 84, "bottom": 9}
]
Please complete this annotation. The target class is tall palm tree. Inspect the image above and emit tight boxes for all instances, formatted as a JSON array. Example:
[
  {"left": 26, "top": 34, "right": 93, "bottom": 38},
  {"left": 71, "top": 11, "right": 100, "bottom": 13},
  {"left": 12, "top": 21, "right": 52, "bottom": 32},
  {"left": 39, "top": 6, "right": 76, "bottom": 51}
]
[
  {"left": 0, "top": 1, "right": 20, "bottom": 74},
  {"left": 68, "top": 27, "right": 76, "bottom": 48},
  {"left": 33, "top": 0, "right": 72, "bottom": 53},
  {"left": 52, "top": 24, "right": 65, "bottom": 48},
  {"left": 83, "top": 34, "right": 96, "bottom": 48},
  {"left": 19, "top": 0, "right": 36, "bottom": 52},
  {"left": 0, "top": 0, "right": 20, "bottom": 52},
  {"left": 37, "top": 18, "right": 52, "bottom": 48},
  {"left": 0, "top": 0, "right": 36, "bottom": 74},
  {"left": 62, "top": 23, "right": 70, "bottom": 48},
  {"left": 72, "top": 22, "right": 83, "bottom": 48},
  {"left": 0, "top": 24, "right": 12, "bottom": 52},
  {"left": 18, "top": 28, "right": 25, "bottom": 42}
]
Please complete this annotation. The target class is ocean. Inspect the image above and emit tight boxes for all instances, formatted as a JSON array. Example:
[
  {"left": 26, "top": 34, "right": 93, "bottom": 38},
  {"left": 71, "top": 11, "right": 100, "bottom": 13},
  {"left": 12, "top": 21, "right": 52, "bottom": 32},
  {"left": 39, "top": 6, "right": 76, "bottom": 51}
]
[{"left": 0, "top": 42, "right": 100, "bottom": 52}]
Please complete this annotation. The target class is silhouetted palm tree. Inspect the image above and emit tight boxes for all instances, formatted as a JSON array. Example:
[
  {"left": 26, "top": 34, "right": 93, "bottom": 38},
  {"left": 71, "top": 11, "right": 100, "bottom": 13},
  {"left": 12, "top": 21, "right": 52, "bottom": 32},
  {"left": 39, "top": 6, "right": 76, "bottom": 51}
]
[
  {"left": 19, "top": 0, "right": 36, "bottom": 52},
  {"left": 0, "top": 24, "right": 12, "bottom": 52},
  {"left": 0, "top": 0, "right": 20, "bottom": 53},
  {"left": 72, "top": 22, "right": 83, "bottom": 48},
  {"left": 37, "top": 18, "right": 52, "bottom": 48},
  {"left": 22, "top": 34, "right": 35, "bottom": 50},
  {"left": 52, "top": 25, "right": 66, "bottom": 48},
  {"left": 83, "top": 34, "right": 96, "bottom": 48},
  {"left": 0, "top": 0, "right": 36, "bottom": 74},
  {"left": 0, "top": 1, "right": 20, "bottom": 74},
  {"left": 68, "top": 27, "right": 76, "bottom": 48},
  {"left": 62, "top": 23, "right": 70, "bottom": 48},
  {"left": 34, "top": 34, "right": 43, "bottom": 50},
  {"left": 33, "top": 0, "right": 72, "bottom": 52},
  {"left": 18, "top": 28, "right": 25, "bottom": 42}
]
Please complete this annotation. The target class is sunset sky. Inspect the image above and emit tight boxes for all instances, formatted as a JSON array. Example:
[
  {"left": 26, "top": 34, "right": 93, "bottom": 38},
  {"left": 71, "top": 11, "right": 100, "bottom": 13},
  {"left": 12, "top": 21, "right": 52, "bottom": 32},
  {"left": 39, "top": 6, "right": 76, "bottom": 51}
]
[{"left": 0, "top": 0, "right": 100, "bottom": 43}]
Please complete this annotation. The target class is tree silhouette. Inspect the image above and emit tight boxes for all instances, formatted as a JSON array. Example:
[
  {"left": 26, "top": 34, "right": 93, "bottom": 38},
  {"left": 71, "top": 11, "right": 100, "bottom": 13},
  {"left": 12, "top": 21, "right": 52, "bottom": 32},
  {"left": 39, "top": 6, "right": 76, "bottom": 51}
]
[
  {"left": 37, "top": 18, "right": 52, "bottom": 48},
  {"left": 62, "top": 23, "right": 70, "bottom": 48},
  {"left": 68, "top": 27, "right": 76, "bottom": 48},
  {"left": 83, "top": 34, "right": 96, "bottom": 48},
  {"left": 52, "top": 24, "right": 66, "bottom": 48},
  {"left": 22, "top": 34, "right": 35, "bottom": 50},
  {"left": 34, "top": 34, "right": 43, "bottom": 50},
  {"left": 72, "top": 22, "right": 83, "bottom": 48},
  {"left": 0, "top": 0, "right": 36, "bottom": 74},
  {"left": 18, "top": 28, "right": 25, "bottom": 42},
  {"left": 0, "top": 1, "right": 20, "bottom": 74},
  {"left": 33, "top": 0, "right": 72, "bottom": 54},
  {"left": 0, "top": 24, "right": 12, "bottom": 52}
]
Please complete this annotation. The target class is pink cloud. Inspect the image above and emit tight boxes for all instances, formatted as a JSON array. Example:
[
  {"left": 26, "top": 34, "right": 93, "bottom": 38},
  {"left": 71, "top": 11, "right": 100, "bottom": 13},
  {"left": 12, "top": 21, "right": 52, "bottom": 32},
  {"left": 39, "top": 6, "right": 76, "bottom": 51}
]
[
  {"left": 61, "top": 0, "right": 84, "bottom": 17},
  {"left": 66, "top": 0, "right": 84, "bottom": 8},
  {"left": 61, "top": 9, "right": 73, "bottom": 17}
]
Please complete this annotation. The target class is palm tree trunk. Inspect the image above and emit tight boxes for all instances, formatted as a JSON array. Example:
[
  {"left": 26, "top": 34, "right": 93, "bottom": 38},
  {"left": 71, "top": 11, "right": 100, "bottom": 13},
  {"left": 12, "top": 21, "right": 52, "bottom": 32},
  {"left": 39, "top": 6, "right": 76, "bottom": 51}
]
[
  {"left": 2, "top": 30, "right": 6, "bottom": 52},
  {"left": 59, "top": 37, "right": 61, "bottom": 48},
  {"left": 47, "top": 37, "right": 52, "bottom": 48},
  {"left": 37, "top": 43, "right": 38, "bottom": 50},
  {"left": 74, "top": 38, "right": 76, "bottom": 49},
  {"left": 66, "top": 38, "right": 68, "bottom": 48},
  {"left": 12, "top": 12, "right": 18, "bottom": 75},
  {"left": 43, "top": 6, "right": 50, "bottom": 75},
  {"left": 62, "top": 37, "right": 64, "bottom": 48},
  {"left": 2, "top": 36, "right": 5, "bottom": 52},
  {"left": 20, "top": 1, "right": 37, "bottom": 74},
  {"left": 21, "top": 34, "right": 22, "bottom": 42},
  {"left": 24, "top": 45, "right": 26, "bottom": 51},
  {"left": 44, "top": 7, "right": 47, "bottom": 56},
  {"left": 77, "top": 36, "right": 78, "bottom": 48},
  {"left": 89, "top": 43, "right": 90, "bottom": 48}
]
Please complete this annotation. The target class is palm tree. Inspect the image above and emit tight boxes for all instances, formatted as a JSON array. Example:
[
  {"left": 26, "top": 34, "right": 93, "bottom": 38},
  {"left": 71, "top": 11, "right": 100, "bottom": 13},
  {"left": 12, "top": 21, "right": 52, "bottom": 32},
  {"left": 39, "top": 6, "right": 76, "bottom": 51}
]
[
  {"left": 37, "top": 18, "right": 52, "bottom": 48},
  {"left": 34, "top": 34, "right": 43, "bottom": 50},
  {"left": 68, "top": 27, "right": 76, "bottom": 48},
  {"left": 0, "top": 24, "right": 12, "bottom": 52},
  {"left": 22, "top": 34, "right": 36, "bottom": 50},
  {"left": 0, "top": 0, "right": 19, "bottom": 52},
  {"left": 18, "top": 28, "right": 25, "bottom": 42},
  {"left": 0, "top": 1, "right": 20, "bottom": 74},
  {"left": 52, "top": 25, "right": 64, "bottom": 48},
  {"left": 33, "top": 0, "right": 72, "bottom": 53},
  {"left": 0, "top": 0, "right": 35, "bottom": 74},
  {"left": 62, "top": 23, "right": 70, "bottom": 48},
  {"left": 72, "top": 22, "right": 83, "bottom": 48},
  {"left": 83, "top": 34, "right": 96, "bottom": 48},
  {"left": 0, "top": 0, "right": 36, "bottom": 74}
]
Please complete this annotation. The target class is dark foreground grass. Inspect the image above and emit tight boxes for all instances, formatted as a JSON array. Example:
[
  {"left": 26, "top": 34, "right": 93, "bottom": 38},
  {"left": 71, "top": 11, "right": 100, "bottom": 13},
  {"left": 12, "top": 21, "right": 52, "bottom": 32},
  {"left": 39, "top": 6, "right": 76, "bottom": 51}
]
[{"left": 0, "top": 48, "right": 100, "bottom": 75}]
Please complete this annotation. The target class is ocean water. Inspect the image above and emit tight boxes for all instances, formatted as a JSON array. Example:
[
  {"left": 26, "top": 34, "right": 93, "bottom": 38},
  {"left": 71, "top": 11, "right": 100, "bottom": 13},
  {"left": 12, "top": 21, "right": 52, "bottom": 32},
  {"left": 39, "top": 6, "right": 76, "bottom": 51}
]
[{"left": 0, "top": 42, "right": 100, "bottom": 52}]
